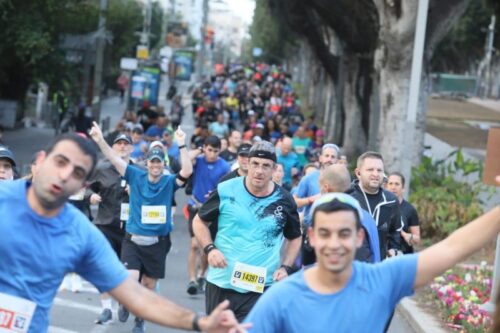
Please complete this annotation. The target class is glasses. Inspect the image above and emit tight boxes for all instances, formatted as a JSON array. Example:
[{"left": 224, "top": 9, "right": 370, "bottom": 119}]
[
  {"left": 249, "top": 161, "right": 273, "bottom": 171},
  {"left": 311, "top": 193, "right": 363, "bottom": 221}
]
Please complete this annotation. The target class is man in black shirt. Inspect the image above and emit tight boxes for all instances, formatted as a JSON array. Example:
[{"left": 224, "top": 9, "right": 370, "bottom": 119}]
[
  {"left": 218, "top": 143, "right": 251, "bottom": 184},
  {"left": 219, "top": 130, "right": 242, "bottom": 165}
]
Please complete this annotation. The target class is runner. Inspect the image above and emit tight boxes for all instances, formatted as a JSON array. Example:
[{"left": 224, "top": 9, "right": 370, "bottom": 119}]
[
  {"left": 193, "top": 141, "right": 302, "bottom": 321},
  {"left": 245, "top": 191, "right": 500, "bottom": 333},
  {"left": 387, "top": 172, "right": 421, "bottom": 254},
  {"left": 89, "top": 122, "right": 192, "bottom": 333},
  {"left": 218, "top": 143, "right": 251, "bottom": 183},
  {"left": 186, "top": 135, "right": 231, "bottom": 295},
  {"left": 0, "top": 133, "right": 246, "bottom": 333},
  {"left": 0, "top": 146, "right": 16, "bottom": 181}
]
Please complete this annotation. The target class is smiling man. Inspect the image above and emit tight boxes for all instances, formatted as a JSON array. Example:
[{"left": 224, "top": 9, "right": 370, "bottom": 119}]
[
  {"left": 193, "top": 141, "right": 302, "bottom": 321},
  {"left": 0, "top": 133, "right": 245, "bottom": 333},
  {"left": 0, "top": 146, "right": 16, "bottom": 181},
  {"left": 245, "top": 192, "right": 500, "bottom": 333}
]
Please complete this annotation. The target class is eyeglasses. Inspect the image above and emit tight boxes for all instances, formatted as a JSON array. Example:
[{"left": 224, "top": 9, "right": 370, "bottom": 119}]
[{"left": 310, "top": 193, "right": 363, "bottom": 221}]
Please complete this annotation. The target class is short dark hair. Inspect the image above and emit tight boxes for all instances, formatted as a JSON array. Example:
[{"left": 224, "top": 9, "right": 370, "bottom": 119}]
[
  {"left": 311, "top": 200, "right": 361, "bottom": 230},
  {"left": 45, "top": 134, "right": 98, "bottom": 180},
  {"left": 357, "top": 151, "right": 384, "bottom": 169},
  {"left": 204, "top": 135, "right": 221, "bottom": 149},
  {"left": 388, "top": 171, "right": 405, "bottom": 187}
]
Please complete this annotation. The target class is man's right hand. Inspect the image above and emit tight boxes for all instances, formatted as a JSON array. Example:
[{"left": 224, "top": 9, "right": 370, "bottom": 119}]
[
  {"left": 208, "top": 249, "right": 227, "bottom": 268},
  {"left": 90, "top": 193, "right": 102, "bottom": 205},
  {"left": 89, "top": 121, "right": 104, "bottom": 144}
]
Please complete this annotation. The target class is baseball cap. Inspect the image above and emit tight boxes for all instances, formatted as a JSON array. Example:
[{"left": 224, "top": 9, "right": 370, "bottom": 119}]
[
  {"left": 147, "top": 148, "right": 165, "bottom": 162},
  {"left": 149, "top": 140, "right": 164, "bottom": 150},
  {"left": 255, "top": 123, "right": 264, "bottom": 129},
  {"left": 0, "top": 146, "right": 16, "bottom": 166},
  {"left": 310, "top": 193, "right": 363, "bottom": 222},
  {"left": 113, "top": 134, "right": 132, "bottom": 145},
  {"left": 237, "top": 143, "right": 252, "bottom": 156}
]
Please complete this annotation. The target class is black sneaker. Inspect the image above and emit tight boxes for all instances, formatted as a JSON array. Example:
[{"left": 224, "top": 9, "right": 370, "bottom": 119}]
[
  {"left": 118, "top": 304, "right": 129, "bottom": 323},
  {"left": 197, "top": 277, "right": 206, "bottom": 294},
  {"left": 186, "top": 280, "right": 198, "bottom": 295},
  {"left": 132, "top": 317, "right": 145, "bottom": 333},
  {"left": 95, "top": 308, "right": 112, "bottom": 325}
]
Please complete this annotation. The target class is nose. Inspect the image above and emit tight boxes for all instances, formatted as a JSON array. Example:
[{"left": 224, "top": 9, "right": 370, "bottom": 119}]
[{"left": 58, "top": 165, "right": 73, "bottom": 181}]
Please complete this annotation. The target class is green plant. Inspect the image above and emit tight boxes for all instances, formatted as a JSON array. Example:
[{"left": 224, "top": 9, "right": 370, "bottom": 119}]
[{"left": 409, "top": 149, "right": 491, "bottom": 239}]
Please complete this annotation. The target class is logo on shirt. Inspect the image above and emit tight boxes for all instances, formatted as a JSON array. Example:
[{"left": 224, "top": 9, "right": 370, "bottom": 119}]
[{"left": 274, "top": 205, "right": 284, "bottom": 221}]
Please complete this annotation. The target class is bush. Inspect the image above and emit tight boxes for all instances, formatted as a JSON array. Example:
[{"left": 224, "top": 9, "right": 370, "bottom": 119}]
[{"left": 409, "top": 150, "right": 491, "bottom": 239}]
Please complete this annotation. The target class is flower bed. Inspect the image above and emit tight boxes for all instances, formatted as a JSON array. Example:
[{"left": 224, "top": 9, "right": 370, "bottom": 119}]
[{"left": 430, "top": 262, "right": 493, "bottom": 332}]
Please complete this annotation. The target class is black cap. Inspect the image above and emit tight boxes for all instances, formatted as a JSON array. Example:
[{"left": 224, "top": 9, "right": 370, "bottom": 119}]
[
  {"left": 0, "top": 146, "right": 16, "bottom": 166},
  {"left": 113, "top": 134, "right": 132, "bottom": 145},
  {"left": 237, "top": 143, "right": 252, "bottom": 156}
]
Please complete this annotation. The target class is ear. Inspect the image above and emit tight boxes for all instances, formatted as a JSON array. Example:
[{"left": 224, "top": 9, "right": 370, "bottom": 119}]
[
  {"left": 307, "top": 226, "right": 315, "bottom": 248},
  {"left": 355, "top": 227, "right": 365, "bottom": 249},
  {"left": 354, "top": 168, "right": 361, "bottom": 178}
]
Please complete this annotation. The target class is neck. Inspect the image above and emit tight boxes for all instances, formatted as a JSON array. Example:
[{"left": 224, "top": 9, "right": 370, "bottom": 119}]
[
  {"left": 26, "top": 187, "right": 62, "bottom": 217},
  {"left": 245, "top": 178, "right": 273, "bottom": 197},
  {"left": 148, "top": 174, "right": 161, "bottom": 183},
  {"left": 398, "top": 196, "right": 404, "bottom": 204},
  {"left": 237, "top": 168, "right": 247, "bottom": 177},
  {"left": 360, "top": 184, "right": 379, "bottom": 195},
  {"left": 228, "top": 146, "right": 237, "bottom": 153},
  {"left": 304, "top": 264, "right": 353, "bottom": 294}
]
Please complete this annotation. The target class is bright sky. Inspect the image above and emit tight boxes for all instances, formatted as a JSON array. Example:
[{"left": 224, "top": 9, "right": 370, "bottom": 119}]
[{"left": 225, "top": 0, "right": 255, "bottom": 25}]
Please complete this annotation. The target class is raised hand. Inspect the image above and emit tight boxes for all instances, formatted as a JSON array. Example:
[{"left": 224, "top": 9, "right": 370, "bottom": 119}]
[
  {"left": 88, "top": 121, "right": 104, "bottom": 144},
  {"left": 175, "top": 126, "right": 186, "bottom": 146}
]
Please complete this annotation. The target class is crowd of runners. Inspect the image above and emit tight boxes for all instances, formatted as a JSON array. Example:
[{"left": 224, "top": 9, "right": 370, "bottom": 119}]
[{"left": 0, "top": 63, "right": 500, "bottom": 333}]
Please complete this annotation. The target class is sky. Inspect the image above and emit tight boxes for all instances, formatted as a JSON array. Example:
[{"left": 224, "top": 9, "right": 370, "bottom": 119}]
[{"left": 225, "top": 0, "right": 255, "bottom": 25}]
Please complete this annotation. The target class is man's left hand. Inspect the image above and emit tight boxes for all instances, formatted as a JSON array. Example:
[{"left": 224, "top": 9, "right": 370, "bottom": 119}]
[
  {"left": 200, "top": 300, "right": 251, "bottom": 333},
  {"left": 272, "top": 267, "right": 288, "bottom": 282}
]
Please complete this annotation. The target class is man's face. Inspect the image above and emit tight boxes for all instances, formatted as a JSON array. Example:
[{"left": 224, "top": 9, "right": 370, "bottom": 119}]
[
  {"left": 309, "top": 210, "right": 363, "bottom": 274},
  {"left": 0, "top": 158, "right": 14, "bottom": 181},
  {"left": 112, "top": 140, "right": 132, "bottom": 159},
  {"left": 147, "top": 158, "right": 164, "bottom": 178},
  {"left": 248, "top": 157, "right": 274, "bottom": 190},
  {"left": 387, "top": 175, "right": 404, "bottom": 199},
  {"left": 281, "top": 139, "right": 292, "bottom": 156},
  {"left": 229, "top": 131, "right": 242, "bottom": 148},
  {"left": 131, "top": 132, "right": 142, "bottom": 144},
  {"left": 32, "top": 141, "right": 93, "bottom": 210},
  {"left": 356, "top": 158, "right": 384, "bottom": 193},
  {"left": 203, "top": 145, "right": 220, "bottom": 163},
  {"left": 319, "top": 147, "right": 338, "bottom": 168},
  {"left": 272, "top": 164, "right": 284, "bottom": 184},
  {"left": 238, "top": 154, "right": 249, "bottom": 173}
]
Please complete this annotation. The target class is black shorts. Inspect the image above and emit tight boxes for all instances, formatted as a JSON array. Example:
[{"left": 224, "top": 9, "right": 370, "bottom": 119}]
[
  {"left": 121, "top": 234, "right": 171, "bottom": 279},
  {"left": 97, "top": 225, "right": 125, "bottom": 258},
  {"left": 205, "top": 282, "right": 263, "bottom": 322},
  {"left": 188, "top": 205, "right": 218, "bottom": 240}
]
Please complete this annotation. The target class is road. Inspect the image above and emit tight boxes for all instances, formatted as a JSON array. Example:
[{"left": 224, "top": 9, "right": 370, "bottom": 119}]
[{"left": 3, "top": 80, "right": 417, "bottom": 333}]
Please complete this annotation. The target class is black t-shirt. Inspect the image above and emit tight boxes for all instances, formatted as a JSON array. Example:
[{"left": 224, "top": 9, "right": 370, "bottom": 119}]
[
  {"left": 219, "top": 149, "right": 237, "bottom": 164},
  {"left": 400, "top": 199, "right": 420, "bottom": 254}
]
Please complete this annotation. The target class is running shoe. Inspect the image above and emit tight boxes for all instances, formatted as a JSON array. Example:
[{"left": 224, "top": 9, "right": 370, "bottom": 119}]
[
  {"left": 95, "top": 308, "right": 112, "bottom": 325},
  {"left": 132, "top": 317, "right": 145, "bottom": 333},
  {"left": 186, "top": 280, "right": 198, "bottom": 295},
  {"left": 118, "top": 304, "right": 129, "bottom": 323},
  {"left": 197, "top": 277, "right": 206, "bottom": 294}
]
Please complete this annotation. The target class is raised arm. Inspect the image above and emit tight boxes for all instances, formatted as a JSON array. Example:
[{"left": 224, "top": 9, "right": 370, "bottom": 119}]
[
  {"left": 415, "top": 205, "right": 500, "bottom": 289},
  {"left": 89, "top": 122, "right": 127, "bottom": 176},
  {"left": 174, "top": 126, "right": 193, "bottom": 186}
]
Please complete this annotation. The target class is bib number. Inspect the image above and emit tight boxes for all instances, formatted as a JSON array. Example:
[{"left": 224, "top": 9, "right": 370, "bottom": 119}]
[
  {"left": 141, "top": 206, "right": 166, "bottom": 224},
  {"left": 230, "top": 262, "right": 266, "bottom": 293},
  {"left": 0, "top": 293, "right": 36, "bottom": 333},
  {"left": 120, "top": 203, "right": 130, "bottom": 221}
]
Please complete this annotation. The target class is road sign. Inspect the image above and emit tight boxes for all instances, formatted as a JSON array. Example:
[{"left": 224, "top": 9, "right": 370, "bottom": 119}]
[
  {"left": 120, "top": 57, "right": 138, "bottom": 71},
  {"left": 136, "top": 46, "right": 149, "bottom": 60}
]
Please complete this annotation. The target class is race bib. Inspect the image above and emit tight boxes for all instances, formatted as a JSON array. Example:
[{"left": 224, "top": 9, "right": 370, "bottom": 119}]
[
  {"left": 69, "top": 189, "right": 85, "bottom": 201},
  {"left": 0, "top": 293, "right": 36, "bottom": 333},
  {"left": 230, "top": 262, "right": 266, "bottom": 293},
  {"left": 141, "top": 205, "right": 166, "bottom": 224},
  {"left": 120, "top": 203, "right": 130, "bottom": 221}
]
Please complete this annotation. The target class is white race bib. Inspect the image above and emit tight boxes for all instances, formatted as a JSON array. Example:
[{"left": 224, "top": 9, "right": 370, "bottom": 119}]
[
  {"left": 141, "top": 205, "right": 166, "bottom": 224},
  {"left": 120, "top": 203, "right": 130, "bottom": 221},
  {"left": 230, "top": 262, "right": 267, "bottom": 293},
  {"left": 0, "top": 293, "right": 36, "bottom": 333}
]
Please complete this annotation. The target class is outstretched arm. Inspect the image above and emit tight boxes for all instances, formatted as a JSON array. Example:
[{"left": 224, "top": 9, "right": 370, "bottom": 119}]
[
  {"left": 175, "top": 126, "right": 193, "bottom": 186},
  {"left": 415, "top": 205, "right": 500, "bottom": 289},
  {"left": 89, "top": 122, "right": 127, "bottom": 176}
]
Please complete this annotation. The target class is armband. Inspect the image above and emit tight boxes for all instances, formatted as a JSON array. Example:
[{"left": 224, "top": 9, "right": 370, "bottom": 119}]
[{"left": 176, "top": 173, "right": 189, "bottom": 183}]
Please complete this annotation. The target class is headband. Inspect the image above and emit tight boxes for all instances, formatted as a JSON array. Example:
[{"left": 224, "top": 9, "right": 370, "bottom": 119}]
[{"left": 248, "top": 150, "right": 277, "bottom": 162}]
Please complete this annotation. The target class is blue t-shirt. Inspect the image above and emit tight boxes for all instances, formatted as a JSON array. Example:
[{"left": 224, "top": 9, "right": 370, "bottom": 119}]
[
  {"left": 190, "top": 156, "right": 230, "bottom": 205},
  {"left": 167, "top": 142, "right": 180, "bottom": 161},
  {"left": 295, "top": 170, "right": 320, "bottom": 225},
  {"left": 245, "top": 254, "right": 418, "bottom": 332},
  {"left": 124, "top": 165, "right": 178, "bottom": 236},
  {"left": 131, "top": 140, "right": 147, "bottom": 159},
  {"left": 0, "top": 180, "right": 128, "bottom": 333},
  {"left": 198, "top": 177, "right": 301, "bottom": 292},
  {"left": 277, "top": 151, "right": 300, "bottom": 187}
]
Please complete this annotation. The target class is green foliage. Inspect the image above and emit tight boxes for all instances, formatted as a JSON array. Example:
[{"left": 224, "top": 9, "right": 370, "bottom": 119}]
[
  {"left": 409, "top": 150, "right": 491, "bottom": 239},
  {"left": 249, "top": 0, "right": 294, "bottom": 63}
]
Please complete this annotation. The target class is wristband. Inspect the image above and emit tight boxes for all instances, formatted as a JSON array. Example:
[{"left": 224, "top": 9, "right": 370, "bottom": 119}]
[
  {"left": 203, "top": 243, "right": 217, "bottom": 255},
  {"left": 179, "top": 145, "right": 186, "bottom": 149},
  {"left": 280, "top": 264, "right": 294, "bottom": 275},
  {"left": 192, "top": 313, "right": 202, "bottom": 332}
]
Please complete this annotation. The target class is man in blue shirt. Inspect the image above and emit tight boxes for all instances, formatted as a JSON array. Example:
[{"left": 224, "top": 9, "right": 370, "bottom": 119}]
[
  {"left": 276, "top": 137, "right": 299, "bottom": 189},
  {"left": 186, "top": 135, "right": 231, "bottom": 295},
  {"left": 193, "top": 141, "right": 302, "bottom": 321},
  {"left": 0, "top": 133, "right": 245, "bottom": 333},
  {"left": 245, "top": 192, "right": 500, "bottom": 333}
]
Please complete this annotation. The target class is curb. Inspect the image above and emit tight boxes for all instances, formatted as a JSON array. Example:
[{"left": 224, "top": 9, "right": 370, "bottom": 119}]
[{"left": 397, "top": 297, "right": 448, "bottom": 333}]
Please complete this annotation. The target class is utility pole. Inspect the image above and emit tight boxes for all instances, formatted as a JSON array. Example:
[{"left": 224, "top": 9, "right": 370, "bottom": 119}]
[
  {"left": 92, "top": 0, "right": 108, "bottom": 122},
  {"left": 485, "top": 15, "right": 496, "bottom": 98},
  {"left": 141, "top": 0, "right": 153, "bottom": 49},
  {"left": 197, "top": 0, "right": 209, "bottom": 81}
]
